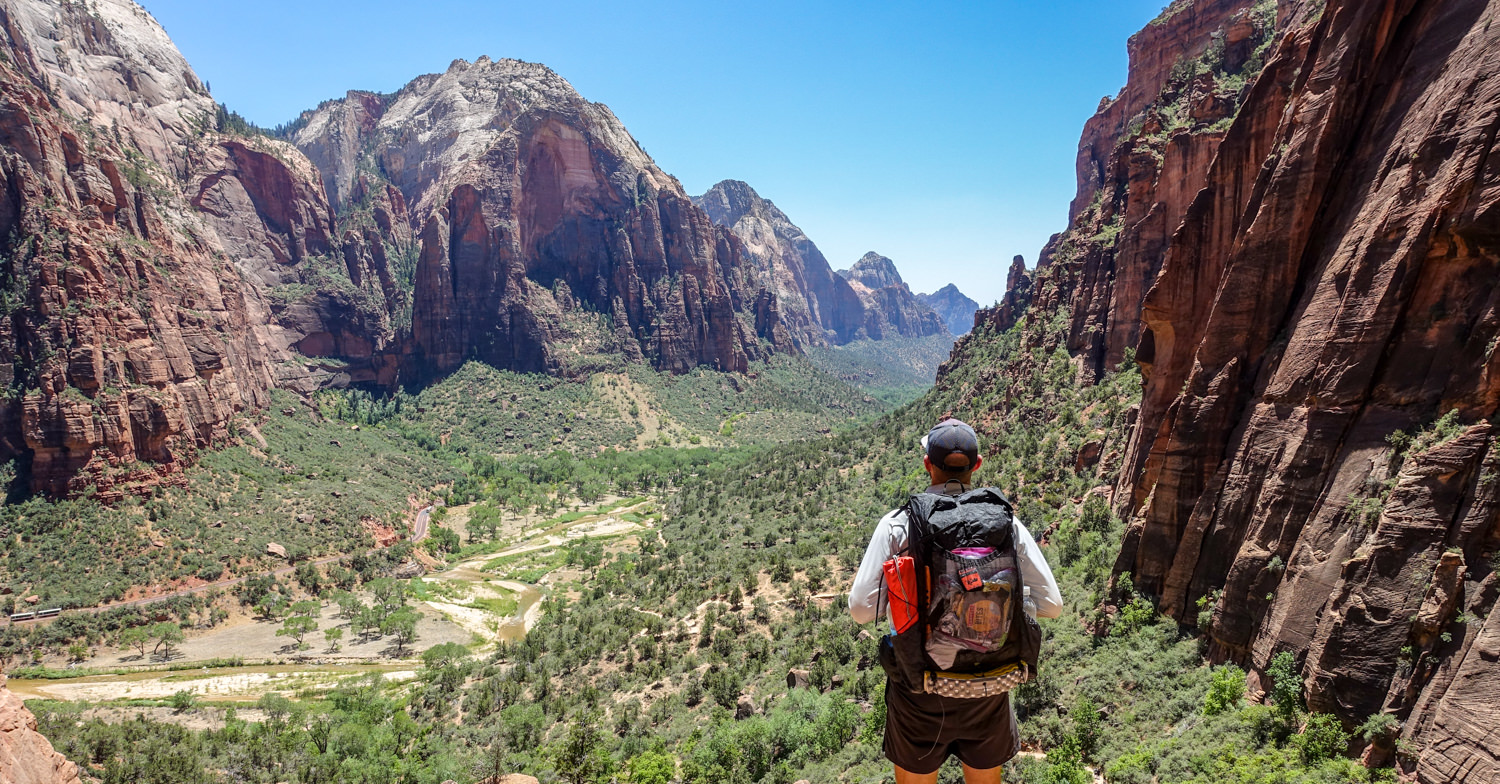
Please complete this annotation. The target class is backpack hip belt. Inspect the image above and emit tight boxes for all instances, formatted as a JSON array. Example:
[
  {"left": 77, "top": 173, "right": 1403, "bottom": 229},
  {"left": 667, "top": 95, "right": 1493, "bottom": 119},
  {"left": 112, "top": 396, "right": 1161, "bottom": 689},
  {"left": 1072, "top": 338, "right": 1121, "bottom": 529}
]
[{"left": 922, "top": 661, "right": 1030, "bottom": 699}]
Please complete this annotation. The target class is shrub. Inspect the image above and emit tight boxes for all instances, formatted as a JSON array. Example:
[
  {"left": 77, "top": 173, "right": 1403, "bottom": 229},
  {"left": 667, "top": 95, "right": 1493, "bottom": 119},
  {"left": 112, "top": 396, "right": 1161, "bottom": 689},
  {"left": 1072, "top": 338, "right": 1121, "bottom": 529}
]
[
  {"left": 168, "top": 690, "right": 196, "bottom": 713},
  {"left": 1293, "top": 713, "right": 1349, "bottom": 764},
  {"left": 1203, "top": 664, "right": 1246, "bottom": 716}
]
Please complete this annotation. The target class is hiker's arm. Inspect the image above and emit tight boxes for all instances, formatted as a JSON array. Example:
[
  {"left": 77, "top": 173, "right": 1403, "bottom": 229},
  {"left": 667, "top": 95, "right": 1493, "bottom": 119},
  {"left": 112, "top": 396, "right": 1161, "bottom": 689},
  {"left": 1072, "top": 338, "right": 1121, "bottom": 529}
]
[
  {"left": 1014, "top": 517, "right": 1064, "bottom": 618},
  {"left": 848, "top": 509, "right": 903, "bottom": 625}
]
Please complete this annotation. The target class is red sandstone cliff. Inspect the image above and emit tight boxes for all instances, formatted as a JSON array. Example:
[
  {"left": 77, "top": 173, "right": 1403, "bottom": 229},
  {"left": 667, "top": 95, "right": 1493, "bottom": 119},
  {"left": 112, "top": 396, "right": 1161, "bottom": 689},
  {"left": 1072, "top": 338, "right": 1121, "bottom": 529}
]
[
  {"left": 0, "top": 0, "right": 398, "bottom": 496},
  {"left": 0, "top": 0, "right": 807, "bottom": 495},
  {"left": 1114, "top": 2, "right": 1500, "bottom": 780},
  {"left": 291, "top": 60, "right": 794, "bottom": 377},
  {"left": 958, "top": 0, "right": 1500, "bottom": 780},
  {"left": 0, "top": 678, "right": 80, "bottom": 784},
  {"left": 693, "top": 179, "right": 869, "bottom": 348}
]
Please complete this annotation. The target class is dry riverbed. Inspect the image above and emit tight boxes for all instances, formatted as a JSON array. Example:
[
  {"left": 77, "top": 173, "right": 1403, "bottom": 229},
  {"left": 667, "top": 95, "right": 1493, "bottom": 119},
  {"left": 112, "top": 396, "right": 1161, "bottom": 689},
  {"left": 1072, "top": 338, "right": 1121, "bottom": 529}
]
[{"left": 18, "top": 496, "right": 658, "bottom": 707}]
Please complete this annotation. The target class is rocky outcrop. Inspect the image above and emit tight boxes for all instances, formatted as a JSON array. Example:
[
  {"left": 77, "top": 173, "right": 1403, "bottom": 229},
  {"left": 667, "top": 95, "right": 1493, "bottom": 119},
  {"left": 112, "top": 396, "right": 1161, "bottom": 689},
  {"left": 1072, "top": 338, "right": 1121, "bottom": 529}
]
[
  {"left": 0, "top": 677, "right": 82, "bottom": 784},
  {"left": 982, "top": 256, "right": 1033, "bottom": 335},
  {"left": 837, "top": 253, "right": 948, "bottom": 341},
  {"left": 0, "top": 0, "right": 396, "bottom": 496},
  {"left": 693, "top": 179, "right": 867, "bottom": 347},
  {"left": 0, "top": 0, "right": 275, "bottom": 498},
  {"left": 1104, "top": 6, "right": 1500, "bottom": 778},
  {"left": 292, "top": 59, "right": 791, "bottom": 376},
  {"left": 917, "top": 283, "right": 980, "bottom": 336},
  {"left": 0, "top": 0, "right": 810, "bottom": 495},
  {"left": 948, "top": 0, "right": 1500, "bottom": 779}
]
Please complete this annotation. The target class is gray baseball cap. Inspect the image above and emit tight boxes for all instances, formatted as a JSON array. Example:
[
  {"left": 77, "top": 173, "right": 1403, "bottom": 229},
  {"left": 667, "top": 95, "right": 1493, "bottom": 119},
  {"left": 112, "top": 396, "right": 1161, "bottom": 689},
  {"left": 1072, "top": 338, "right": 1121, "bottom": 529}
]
[{"left": 921, "top": 418, "right": 979, "bottom": 471}]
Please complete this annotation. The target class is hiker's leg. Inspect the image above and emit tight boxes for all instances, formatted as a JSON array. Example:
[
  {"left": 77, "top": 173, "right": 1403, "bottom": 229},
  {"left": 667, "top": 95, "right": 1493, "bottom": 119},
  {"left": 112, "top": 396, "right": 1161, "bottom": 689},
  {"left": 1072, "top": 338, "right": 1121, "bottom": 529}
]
[
  {"left": 894, "top": 765, "right": 939, "bottom": 784},
  {"left": 960, "top": 763, "right": 1002, "bottom": 784}
]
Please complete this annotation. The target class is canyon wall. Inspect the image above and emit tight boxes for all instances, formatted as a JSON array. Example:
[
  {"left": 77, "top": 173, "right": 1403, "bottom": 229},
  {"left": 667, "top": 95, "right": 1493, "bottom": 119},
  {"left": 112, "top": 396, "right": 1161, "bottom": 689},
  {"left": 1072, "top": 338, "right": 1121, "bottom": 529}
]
[
  {"left": 0, "top": 0, "right": 387, "bottom": 498},
  {"left": 0, "top": 678, "right": 80, "bottom": 784},
  {"left": 917, "top": 284, "right": 980, "bottom": 336},
  {"left": 0, "top": 0, "right": 832, "bottom": 495},
  {"left": 837, "top": 252, "right": 948, "bottom": 341},
  {"left": 693, "top": 179, "right": 955, "bottom": 347},
  {"left": 291, "top": 61, "right": 794, "bottom": 377},
  {"left": 958, "top": 0, "right": 1499, "bottom": 780},
  {"left": 693, "top": 179, "right": 868, "bottom": 348}
]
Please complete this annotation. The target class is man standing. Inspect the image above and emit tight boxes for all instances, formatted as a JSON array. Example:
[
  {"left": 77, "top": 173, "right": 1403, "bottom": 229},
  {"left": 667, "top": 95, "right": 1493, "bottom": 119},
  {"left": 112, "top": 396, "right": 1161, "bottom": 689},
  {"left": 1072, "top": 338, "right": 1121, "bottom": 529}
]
[{"left": 849, "top": 418, "right": 1063, "bottom": 784}]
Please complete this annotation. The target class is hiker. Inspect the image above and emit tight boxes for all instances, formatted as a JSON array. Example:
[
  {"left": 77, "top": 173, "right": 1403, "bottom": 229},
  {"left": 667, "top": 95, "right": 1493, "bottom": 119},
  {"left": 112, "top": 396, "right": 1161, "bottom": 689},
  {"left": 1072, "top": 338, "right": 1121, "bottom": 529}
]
[{"left": 849, "top": 418, "right": 1063, "bottom": 784}]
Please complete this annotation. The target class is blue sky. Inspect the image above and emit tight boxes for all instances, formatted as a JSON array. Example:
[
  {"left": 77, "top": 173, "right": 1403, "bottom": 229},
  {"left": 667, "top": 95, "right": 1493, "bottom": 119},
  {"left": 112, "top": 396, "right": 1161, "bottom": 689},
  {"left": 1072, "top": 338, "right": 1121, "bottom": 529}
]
[{"left": 139, "top": 1, "right": 1167, "bottom": 306}]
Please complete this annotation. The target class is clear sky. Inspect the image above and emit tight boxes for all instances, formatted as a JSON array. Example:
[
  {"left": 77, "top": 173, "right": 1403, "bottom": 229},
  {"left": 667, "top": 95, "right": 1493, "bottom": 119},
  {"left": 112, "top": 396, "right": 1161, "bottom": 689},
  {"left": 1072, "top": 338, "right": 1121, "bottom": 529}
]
[{"left": 137, "top": 1, "right": 1167, "bottom": 306}]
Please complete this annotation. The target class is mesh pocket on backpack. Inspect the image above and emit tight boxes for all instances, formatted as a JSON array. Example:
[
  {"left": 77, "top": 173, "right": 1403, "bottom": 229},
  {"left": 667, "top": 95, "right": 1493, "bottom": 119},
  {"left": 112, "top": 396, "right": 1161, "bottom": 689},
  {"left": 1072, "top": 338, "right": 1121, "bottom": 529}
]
[{"left": 927, "top": 549, "right": 1016, "bottom": 662}]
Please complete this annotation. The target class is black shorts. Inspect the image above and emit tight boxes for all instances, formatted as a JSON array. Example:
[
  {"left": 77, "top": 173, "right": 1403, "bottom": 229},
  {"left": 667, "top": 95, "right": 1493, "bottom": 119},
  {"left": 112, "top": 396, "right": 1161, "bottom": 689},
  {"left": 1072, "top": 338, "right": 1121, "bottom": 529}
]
[{"left": 883, "top": 680, "right": 1020, "bottom": 774}]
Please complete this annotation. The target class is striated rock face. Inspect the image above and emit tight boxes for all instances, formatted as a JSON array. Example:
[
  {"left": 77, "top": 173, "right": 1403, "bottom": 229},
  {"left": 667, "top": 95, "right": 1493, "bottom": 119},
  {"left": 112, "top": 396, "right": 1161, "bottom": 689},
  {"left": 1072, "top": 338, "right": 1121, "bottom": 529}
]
[
  {"left": 952, "top": 0, "right": 1500, "bottom": 780},
  {"left": 1109, "top": 2, "right": 1500, "bottom": 779},
  {"left": 982, "top": 256, "right": 1033, "bottom": 336},
  {"left": 693, "top": 179, "right": 867, "bottom": 347},
  {"left": 292, "top": 59, "right": 791, "bottom": 376},
  {"left": 0, "top": 0, "right": 397, "bottom": 496},
  {"left": 836, "top": 253, "right": 948, "bottom": 341},
  {"left": 0, "top": 677, "right": 82, "bottom": 784},
  {"left": 0, "top": 0, "right": 810, "bottom": 494},
  {"left": 917, "top": 283, "right": 980, "bottom": 336},
  {"left": 0, "top": 0, "right": 275, "bottom": 498}
]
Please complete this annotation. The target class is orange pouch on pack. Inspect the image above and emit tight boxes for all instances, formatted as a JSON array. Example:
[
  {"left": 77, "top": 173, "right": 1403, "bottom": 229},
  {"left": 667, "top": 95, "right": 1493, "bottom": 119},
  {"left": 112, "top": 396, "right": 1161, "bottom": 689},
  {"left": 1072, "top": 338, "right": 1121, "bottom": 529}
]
[{"left": 884, "top": 556, "right": 919, "bottom": 633}]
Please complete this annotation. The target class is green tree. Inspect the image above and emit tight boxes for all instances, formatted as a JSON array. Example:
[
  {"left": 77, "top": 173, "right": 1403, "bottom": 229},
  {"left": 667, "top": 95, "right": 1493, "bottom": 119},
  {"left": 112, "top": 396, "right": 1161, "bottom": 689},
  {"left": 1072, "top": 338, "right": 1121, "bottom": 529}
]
[
  {"left": 429, "top": 525, "right": 461, "bottom": 554},
  {"left": 357, "top": 606, "right": 383, "bottom": 640},
  {"left": 295, "top": 561, "right": 323, "bottom": 595},
  {"left": 1294, "top": 713, "right": 1349, "bottom": 764},
  {"left": 336, "top": 591, "right": 365, "bottom": 620},
  {"left": 1073, "top": 696, "right": 1102, "bottom": 762},
  {"left": 151, "top": 622, "right": 184, "bottom": 660},
  {"left": 1202, "top": 663, "right": 1246, "bottom": 716},
  {"left": 119, "top": 626, "right": 152, "bottom": 659},
  {"left": 168, "top": 689, "right": 196, "bottom": 713},
  {"left": 1267, "top": 651, "right": 1302, "bottom": 738},
  {"left": 626, "top": 749, "right": 675, "bottom": 784},
  {"left": 421, "top": 641, "right": 471, "bottom": 671},
  {"left": 277, "top": 614, "right": 319, "bottom": 650},
  {"left": 1039, "top": 736, "right": 1091, "bottom": 784},
  {"left": 729, "top": 585, "right": 744, "bottom": 610},
  {"left": 323, "top": 626, "right": 343, "bottom": 652},
  {"left": 256, "top": 595, "right": 287, "bottom": 621},
  {"left": 552, "top": 710, "right": 610, "bottom": 784},
  {"left": 383, "top": 607, "right": 420, "bottom": 655},
  {"left": 370, "top": 578, "right": 405, "bottom": 618}
]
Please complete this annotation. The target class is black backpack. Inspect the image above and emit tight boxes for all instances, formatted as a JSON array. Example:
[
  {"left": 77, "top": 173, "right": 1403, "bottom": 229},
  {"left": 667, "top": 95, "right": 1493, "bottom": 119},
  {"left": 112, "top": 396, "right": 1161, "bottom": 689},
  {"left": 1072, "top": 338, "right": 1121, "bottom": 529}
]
[{"left": 879, "top": 487, "right": 1042, "bottom": 695}]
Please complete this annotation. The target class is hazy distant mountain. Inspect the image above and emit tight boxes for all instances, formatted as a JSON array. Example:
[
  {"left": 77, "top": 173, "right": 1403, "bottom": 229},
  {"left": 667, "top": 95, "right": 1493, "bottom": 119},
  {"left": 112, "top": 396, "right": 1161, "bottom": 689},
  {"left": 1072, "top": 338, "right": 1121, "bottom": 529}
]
[
  {"left": 835, "top": 253, "right": 948, "bottom": 341},
  {"left": 694, "top": 182, "right": 947, "bottom": 344},
  {"left": 692, "top": 180, "right": 867, "bottom": 347},
  {"left": 918, "top": 284, "right": 980, "bottom": 336}
]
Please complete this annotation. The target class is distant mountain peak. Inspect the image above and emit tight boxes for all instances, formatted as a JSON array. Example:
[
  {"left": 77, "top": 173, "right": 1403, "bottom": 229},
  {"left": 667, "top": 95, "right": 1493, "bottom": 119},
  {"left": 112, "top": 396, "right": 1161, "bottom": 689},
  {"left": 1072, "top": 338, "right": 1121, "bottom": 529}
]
[
  {"left": 917, "top": 284, "right": 980, "bottom": 336},
  {"left": 840, "top": 252, "right": 906, "bottom": 290},
  {"left": 694, "top": 179, "right": 790, "bottom": 228}
]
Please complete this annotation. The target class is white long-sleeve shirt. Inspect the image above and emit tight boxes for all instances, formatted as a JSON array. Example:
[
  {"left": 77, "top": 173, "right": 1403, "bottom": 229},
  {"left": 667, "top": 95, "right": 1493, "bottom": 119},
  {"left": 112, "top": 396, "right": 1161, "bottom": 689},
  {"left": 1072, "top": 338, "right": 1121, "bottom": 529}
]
[{"left": 848, "top": 486, "right": 1064, "bottom": 626}]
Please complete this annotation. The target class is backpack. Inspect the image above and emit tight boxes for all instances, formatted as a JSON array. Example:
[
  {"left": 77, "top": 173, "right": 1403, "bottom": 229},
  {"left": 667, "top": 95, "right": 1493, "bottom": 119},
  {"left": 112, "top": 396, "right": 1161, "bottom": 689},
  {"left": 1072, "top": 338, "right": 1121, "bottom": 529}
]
[{"left": 879, "top": 487, "right": 1042, "bottom": 696}]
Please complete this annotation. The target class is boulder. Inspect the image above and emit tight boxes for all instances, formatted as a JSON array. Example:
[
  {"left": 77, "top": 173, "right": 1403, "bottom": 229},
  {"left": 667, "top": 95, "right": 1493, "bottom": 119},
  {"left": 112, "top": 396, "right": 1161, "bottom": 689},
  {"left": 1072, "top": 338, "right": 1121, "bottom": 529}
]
[{"left": 0, "top": 676, "right": 83, "bottom": 784}]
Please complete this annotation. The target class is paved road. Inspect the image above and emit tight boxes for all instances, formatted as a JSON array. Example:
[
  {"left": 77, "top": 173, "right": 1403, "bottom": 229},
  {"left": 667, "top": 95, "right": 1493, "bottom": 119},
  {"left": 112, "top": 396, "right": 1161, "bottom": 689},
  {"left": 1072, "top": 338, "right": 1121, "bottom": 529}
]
[
  {"left": 5, "top": 504, "right": 436, "bottom": 627},
  {"left": 410, "top": 506, "right": 433, "bottom": 543}
]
